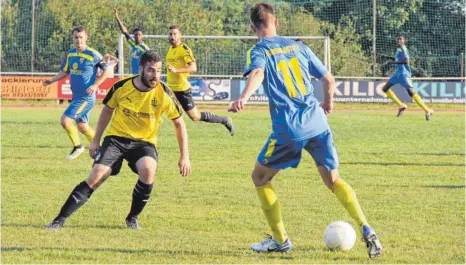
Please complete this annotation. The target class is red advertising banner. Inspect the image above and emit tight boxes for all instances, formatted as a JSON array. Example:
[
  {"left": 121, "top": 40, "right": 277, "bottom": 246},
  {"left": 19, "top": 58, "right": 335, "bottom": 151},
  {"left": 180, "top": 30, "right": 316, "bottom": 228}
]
[{"left": 57, "top": 77, "right": 120, "bottom": 100}]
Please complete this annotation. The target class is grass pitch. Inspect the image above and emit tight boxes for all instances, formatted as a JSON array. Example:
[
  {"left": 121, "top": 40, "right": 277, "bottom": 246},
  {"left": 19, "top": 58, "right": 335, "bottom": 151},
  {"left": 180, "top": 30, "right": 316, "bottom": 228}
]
[{"left": 1, "top": 105, "right": 464, "bottom": 263}]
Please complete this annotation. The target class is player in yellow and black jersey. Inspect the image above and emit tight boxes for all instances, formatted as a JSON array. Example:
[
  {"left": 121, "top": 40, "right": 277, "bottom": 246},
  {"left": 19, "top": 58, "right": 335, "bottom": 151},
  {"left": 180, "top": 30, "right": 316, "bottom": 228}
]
[
  {"left": 166, "top": 24, "right": 234, "bottom": 135},
  {"left": 46, "top": 51, "right": 191, "bottom": 231}
]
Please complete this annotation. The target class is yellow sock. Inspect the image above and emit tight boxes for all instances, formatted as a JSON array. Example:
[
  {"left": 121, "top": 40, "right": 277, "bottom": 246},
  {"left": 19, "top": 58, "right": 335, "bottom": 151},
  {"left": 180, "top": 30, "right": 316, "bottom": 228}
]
[
  {"left": 256, "top": 183, "right": 287, "bottom": 243},
  {"left": 333, "top": 179, "right": 368, "bottom": 229},
  {"left": 64, "top": 124, "right": 81, "bottom": 147},
  {"left": 82, "top": 128, "right": 95, "bottom": 143},
  {"left": 412, "top": 93, "right": 429, "bottom": 112},
  {"left": 385, "top": 89, "right": 403, "bottom": 107}
]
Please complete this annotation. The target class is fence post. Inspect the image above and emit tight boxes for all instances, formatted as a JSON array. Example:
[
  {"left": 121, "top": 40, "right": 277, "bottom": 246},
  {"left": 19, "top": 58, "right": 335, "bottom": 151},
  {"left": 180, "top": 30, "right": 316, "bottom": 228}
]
[
  {"left": 118, "top": 34, "right": 125, "bottom": 77},
  {"left": 372, "top": 0, "right": 376, "bottom": 77},
  {"left": 31, "top": 0, "right": 36, "bottom": 73},
  {"left": 461, "top": 53, "right": 464, "bottom": 82}
]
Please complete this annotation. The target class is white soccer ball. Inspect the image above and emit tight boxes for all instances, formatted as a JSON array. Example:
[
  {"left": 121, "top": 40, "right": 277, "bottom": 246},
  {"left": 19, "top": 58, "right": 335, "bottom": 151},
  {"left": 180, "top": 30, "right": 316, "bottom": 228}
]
[{"left": 324, "top": 221, "right": 357, "bottom": 251}]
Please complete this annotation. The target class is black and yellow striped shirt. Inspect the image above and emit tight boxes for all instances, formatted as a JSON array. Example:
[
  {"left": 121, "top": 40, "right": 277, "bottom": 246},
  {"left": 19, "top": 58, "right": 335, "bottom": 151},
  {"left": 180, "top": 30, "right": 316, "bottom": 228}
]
[
  {"left": 103, "top": 76, "right": 182, "bottom": 145},
  {"left": 166, "top": 43, "right": 196, "bottom": 91}
]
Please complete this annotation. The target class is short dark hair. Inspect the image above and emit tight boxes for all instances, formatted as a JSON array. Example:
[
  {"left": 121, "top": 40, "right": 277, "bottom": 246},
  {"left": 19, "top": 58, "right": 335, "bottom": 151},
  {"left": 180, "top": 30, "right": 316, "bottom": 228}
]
[
  {"left": 71, "top": 26, "right": 87, "bottom": 35},
  {"left": 250, "top": 3, "right": 275, "bottom": 29},
  {"left": 397, "top": 35, "right": 405, "bottom": 40},
  {"left": 133, "top": 28, "right": 143, "bottom": 34},
  {"left": 139, "top": 51, "right": 162, "bottom": 67},
  {"left": 169, "top": 24, "right": 181, "bottom": 32}
]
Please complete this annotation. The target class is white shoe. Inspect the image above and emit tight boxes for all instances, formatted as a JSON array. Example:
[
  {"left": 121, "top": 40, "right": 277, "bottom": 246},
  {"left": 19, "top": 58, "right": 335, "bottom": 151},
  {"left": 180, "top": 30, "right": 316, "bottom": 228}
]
[
  {"left": 66, "top": 145, "right": 85, "bottom": 160},
  {"left": 397, "top": 104, "right": 407, "bottom": 117},
  {"left": 251, "top": 234, "right": 292, "bottom": 253},
  {"left": 426, "top": 109, "right": 434, "bottom": 121}
]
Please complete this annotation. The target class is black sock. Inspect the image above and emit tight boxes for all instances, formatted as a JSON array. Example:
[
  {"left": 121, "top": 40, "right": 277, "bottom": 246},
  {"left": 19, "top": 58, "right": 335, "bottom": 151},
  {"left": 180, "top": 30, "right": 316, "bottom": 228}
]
[
  {"left": 200, "top": 112, "right": 227, "bottom": 124},
  {"left": 128, "top": 180, "right": 153, "bottom": 219},
  {"left": 53, "top": 181, "right": 94, "bottom": 224}
]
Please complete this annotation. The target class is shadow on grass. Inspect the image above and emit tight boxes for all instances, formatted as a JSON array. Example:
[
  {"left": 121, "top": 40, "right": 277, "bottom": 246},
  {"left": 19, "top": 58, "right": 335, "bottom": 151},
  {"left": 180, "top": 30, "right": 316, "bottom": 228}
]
[
  {"left": 2, "top": 144, "right": 70, "bottom": 149},
  {"left": 1, "top": 223, "right": 124, "bottom": 230},
  {"left": 341, "top": 161, "right": 464, "bottom": 167},
  {"left": 423, "top": 185, "right": 465, "bottom": 189},
  {"left": 365, "top": 184, "right": 464, "bottom": 189},
  {"left": 361, "top": 152, "right": 465, "bottom": 157},
  {"left": 1, "top": 121, "right": 58, "bottom": 125},
  {"left": 0, "top": 246, "right": 294, "bottom": 260}
]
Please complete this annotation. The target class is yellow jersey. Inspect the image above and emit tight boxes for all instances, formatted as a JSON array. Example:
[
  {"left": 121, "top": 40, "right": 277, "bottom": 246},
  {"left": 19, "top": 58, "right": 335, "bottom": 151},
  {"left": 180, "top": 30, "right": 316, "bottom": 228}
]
[
  {"left": 103, "top": 76, "right": 183, "bottom": 145},
  {"left": 166, "top": 43, "right": 196, "bottom": 91}
]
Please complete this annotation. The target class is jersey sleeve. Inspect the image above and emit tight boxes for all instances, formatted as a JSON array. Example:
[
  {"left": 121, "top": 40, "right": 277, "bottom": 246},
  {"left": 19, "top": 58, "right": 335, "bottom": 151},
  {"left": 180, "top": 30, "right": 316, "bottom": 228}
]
[
  {"left": 182, "top": 45, "right": 196, "bottom": 64},
  {"left": 305, "top": 46, "right": 328, "bottom": 79},
  {"left": 103, "top": 83, "right": 120, "bottom": 109},
  {"left": 141, "top": 43, "right": 151, "bottom": 52},
  {"left": 401, "top": 46, "right": 410, "bottom": 60},
  {"left": 124, "top": 32, "right": 137, "bottom": 47},
  {"left": 243, "top": 46, "right": 266, "bottom": 77},
  {"left": 92, "top": 51, "right": 107, "bottom": 70},
  {"left": 59, "top": 53, "right": 70, "bottom": 73},
  {"left": 163, "top": 89, "right": 183, "bottom": 120}
]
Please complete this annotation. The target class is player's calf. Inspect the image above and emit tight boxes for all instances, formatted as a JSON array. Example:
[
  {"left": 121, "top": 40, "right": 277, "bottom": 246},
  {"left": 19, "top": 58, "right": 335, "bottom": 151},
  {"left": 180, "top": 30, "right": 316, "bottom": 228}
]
[
  {"left": 200, "top": 112, "right": 235, "bottom": 135},
  {"left": 46, "top": 181, "right": 94, "bottom": 230}
]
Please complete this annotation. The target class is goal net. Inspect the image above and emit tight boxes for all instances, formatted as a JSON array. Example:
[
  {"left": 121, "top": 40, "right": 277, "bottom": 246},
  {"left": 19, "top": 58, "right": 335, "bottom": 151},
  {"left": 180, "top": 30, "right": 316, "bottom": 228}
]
[{"left": 117, "top": 35, "right": 331, "bottom": 78}]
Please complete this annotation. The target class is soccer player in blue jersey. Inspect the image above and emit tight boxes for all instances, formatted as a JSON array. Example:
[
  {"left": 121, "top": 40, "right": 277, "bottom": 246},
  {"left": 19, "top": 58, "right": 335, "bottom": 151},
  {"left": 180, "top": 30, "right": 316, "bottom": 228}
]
[
  {"left": 229, "top": 3, "right": 382, "bottom": 259},
  {"left": 43, "top": 26, "right": 113, "bottom": 160},
  {"left": 113, "top": 7, "right": 151, "bottom": 74},
  {"left": 382, "top": 36, "right": 434, "bottom": 120}
]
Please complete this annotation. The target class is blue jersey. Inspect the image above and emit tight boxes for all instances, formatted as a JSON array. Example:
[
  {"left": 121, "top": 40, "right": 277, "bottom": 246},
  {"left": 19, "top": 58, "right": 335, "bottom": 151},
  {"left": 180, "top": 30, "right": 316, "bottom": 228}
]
[
  {"left": 60, "top": 47, "right": 106, "bottom": 100},
  {"left": 125, "top": 34, "right": 150, "bottom": 74},
  {"left": 395, "top": 45, "right": 411, "bottom": 77},
  {"left": 244, "top": 36, "right": 330, "bottom": 142}
]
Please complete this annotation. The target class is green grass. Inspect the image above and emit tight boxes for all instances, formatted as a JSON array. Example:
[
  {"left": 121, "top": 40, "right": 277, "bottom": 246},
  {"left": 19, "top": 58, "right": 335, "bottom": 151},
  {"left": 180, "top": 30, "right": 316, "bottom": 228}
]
[{"left": 1, "top": 105, "right": 464, "bottom": 264}]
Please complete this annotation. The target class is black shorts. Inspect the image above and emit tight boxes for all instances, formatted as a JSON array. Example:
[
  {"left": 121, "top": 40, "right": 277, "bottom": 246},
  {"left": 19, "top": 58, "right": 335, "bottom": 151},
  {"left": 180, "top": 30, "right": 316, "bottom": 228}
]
[
  {"left": 174, "top": 89, "right": 196, "bottom": 111},
  {"left": 94, "top": 136, "right": 158, "bottom": 176}
]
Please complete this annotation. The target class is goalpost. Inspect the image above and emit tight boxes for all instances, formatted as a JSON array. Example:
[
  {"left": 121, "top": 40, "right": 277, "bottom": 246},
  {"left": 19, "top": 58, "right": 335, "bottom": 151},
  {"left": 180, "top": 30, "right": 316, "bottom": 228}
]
[{"left": 117, "top": 35, "right": 331, "bottom": 78}]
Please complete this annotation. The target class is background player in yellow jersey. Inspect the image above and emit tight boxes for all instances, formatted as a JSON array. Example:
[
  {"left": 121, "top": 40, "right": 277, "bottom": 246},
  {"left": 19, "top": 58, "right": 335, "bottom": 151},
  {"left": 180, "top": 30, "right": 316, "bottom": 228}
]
[
  {"left": 43, "top": 26, "right": 113, "bottom": 160},
  {"left": 113, "top": 7, "right": 151, "bottom": 74},
  {"left": 46, "top": 51, "right": 191, "bottom": 230},
  {"left": 166, "top": 25, "right": 234, "bottom": 135}
]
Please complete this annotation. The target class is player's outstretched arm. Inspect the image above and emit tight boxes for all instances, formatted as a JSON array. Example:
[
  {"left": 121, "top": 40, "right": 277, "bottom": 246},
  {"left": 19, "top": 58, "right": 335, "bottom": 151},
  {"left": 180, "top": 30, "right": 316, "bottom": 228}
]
[
  {"left": 172, "top": 117, "right": 191, "bottom": 177},
  {"left": 89, "top": 106, "right": 114, "bottom": 158},
  {"left": 380, "top": 54, "right": 395, "bottom": 60},
  {"left": 42, "top": 71, "right": 68, "bottom": 86},
  {"left": 387, "top": 58, "right": 409, "bottom": 65},
  {"left": 113, "top": 7, "right": 132, "bottom": 39},
  {"left": 228, "top": 68, "right": 264, "bottom": 113},
  {"left": 320, "top": 72, "right": 335, "bottom": 115}
]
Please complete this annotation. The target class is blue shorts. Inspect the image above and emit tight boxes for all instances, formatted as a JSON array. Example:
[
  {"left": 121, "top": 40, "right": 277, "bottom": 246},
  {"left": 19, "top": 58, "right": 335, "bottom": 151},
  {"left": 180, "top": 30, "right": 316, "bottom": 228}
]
[
  {"left": 388, "top": 74, "right": 413, "bottom": 89},
  {"left": 63, "top": 97, "right": 95, "bottom": 123},
  {"left": 257, "top": 129, "right": 339, "bottom": 170}
]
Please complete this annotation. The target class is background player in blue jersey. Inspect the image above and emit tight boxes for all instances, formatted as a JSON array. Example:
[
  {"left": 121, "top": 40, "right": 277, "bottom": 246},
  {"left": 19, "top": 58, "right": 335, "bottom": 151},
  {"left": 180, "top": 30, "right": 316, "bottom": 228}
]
[
  {"left": 229, "top": 3, "right": 382, "bottom": 259},
  {"left": 43, "top": 26, "right": 113, "bottom": 160},
  {"left": 113, "top": 8, "right": 151, "bottom": 74},
  {"left": 382, "top": 36, "right": 434, "bottom": 120}
]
